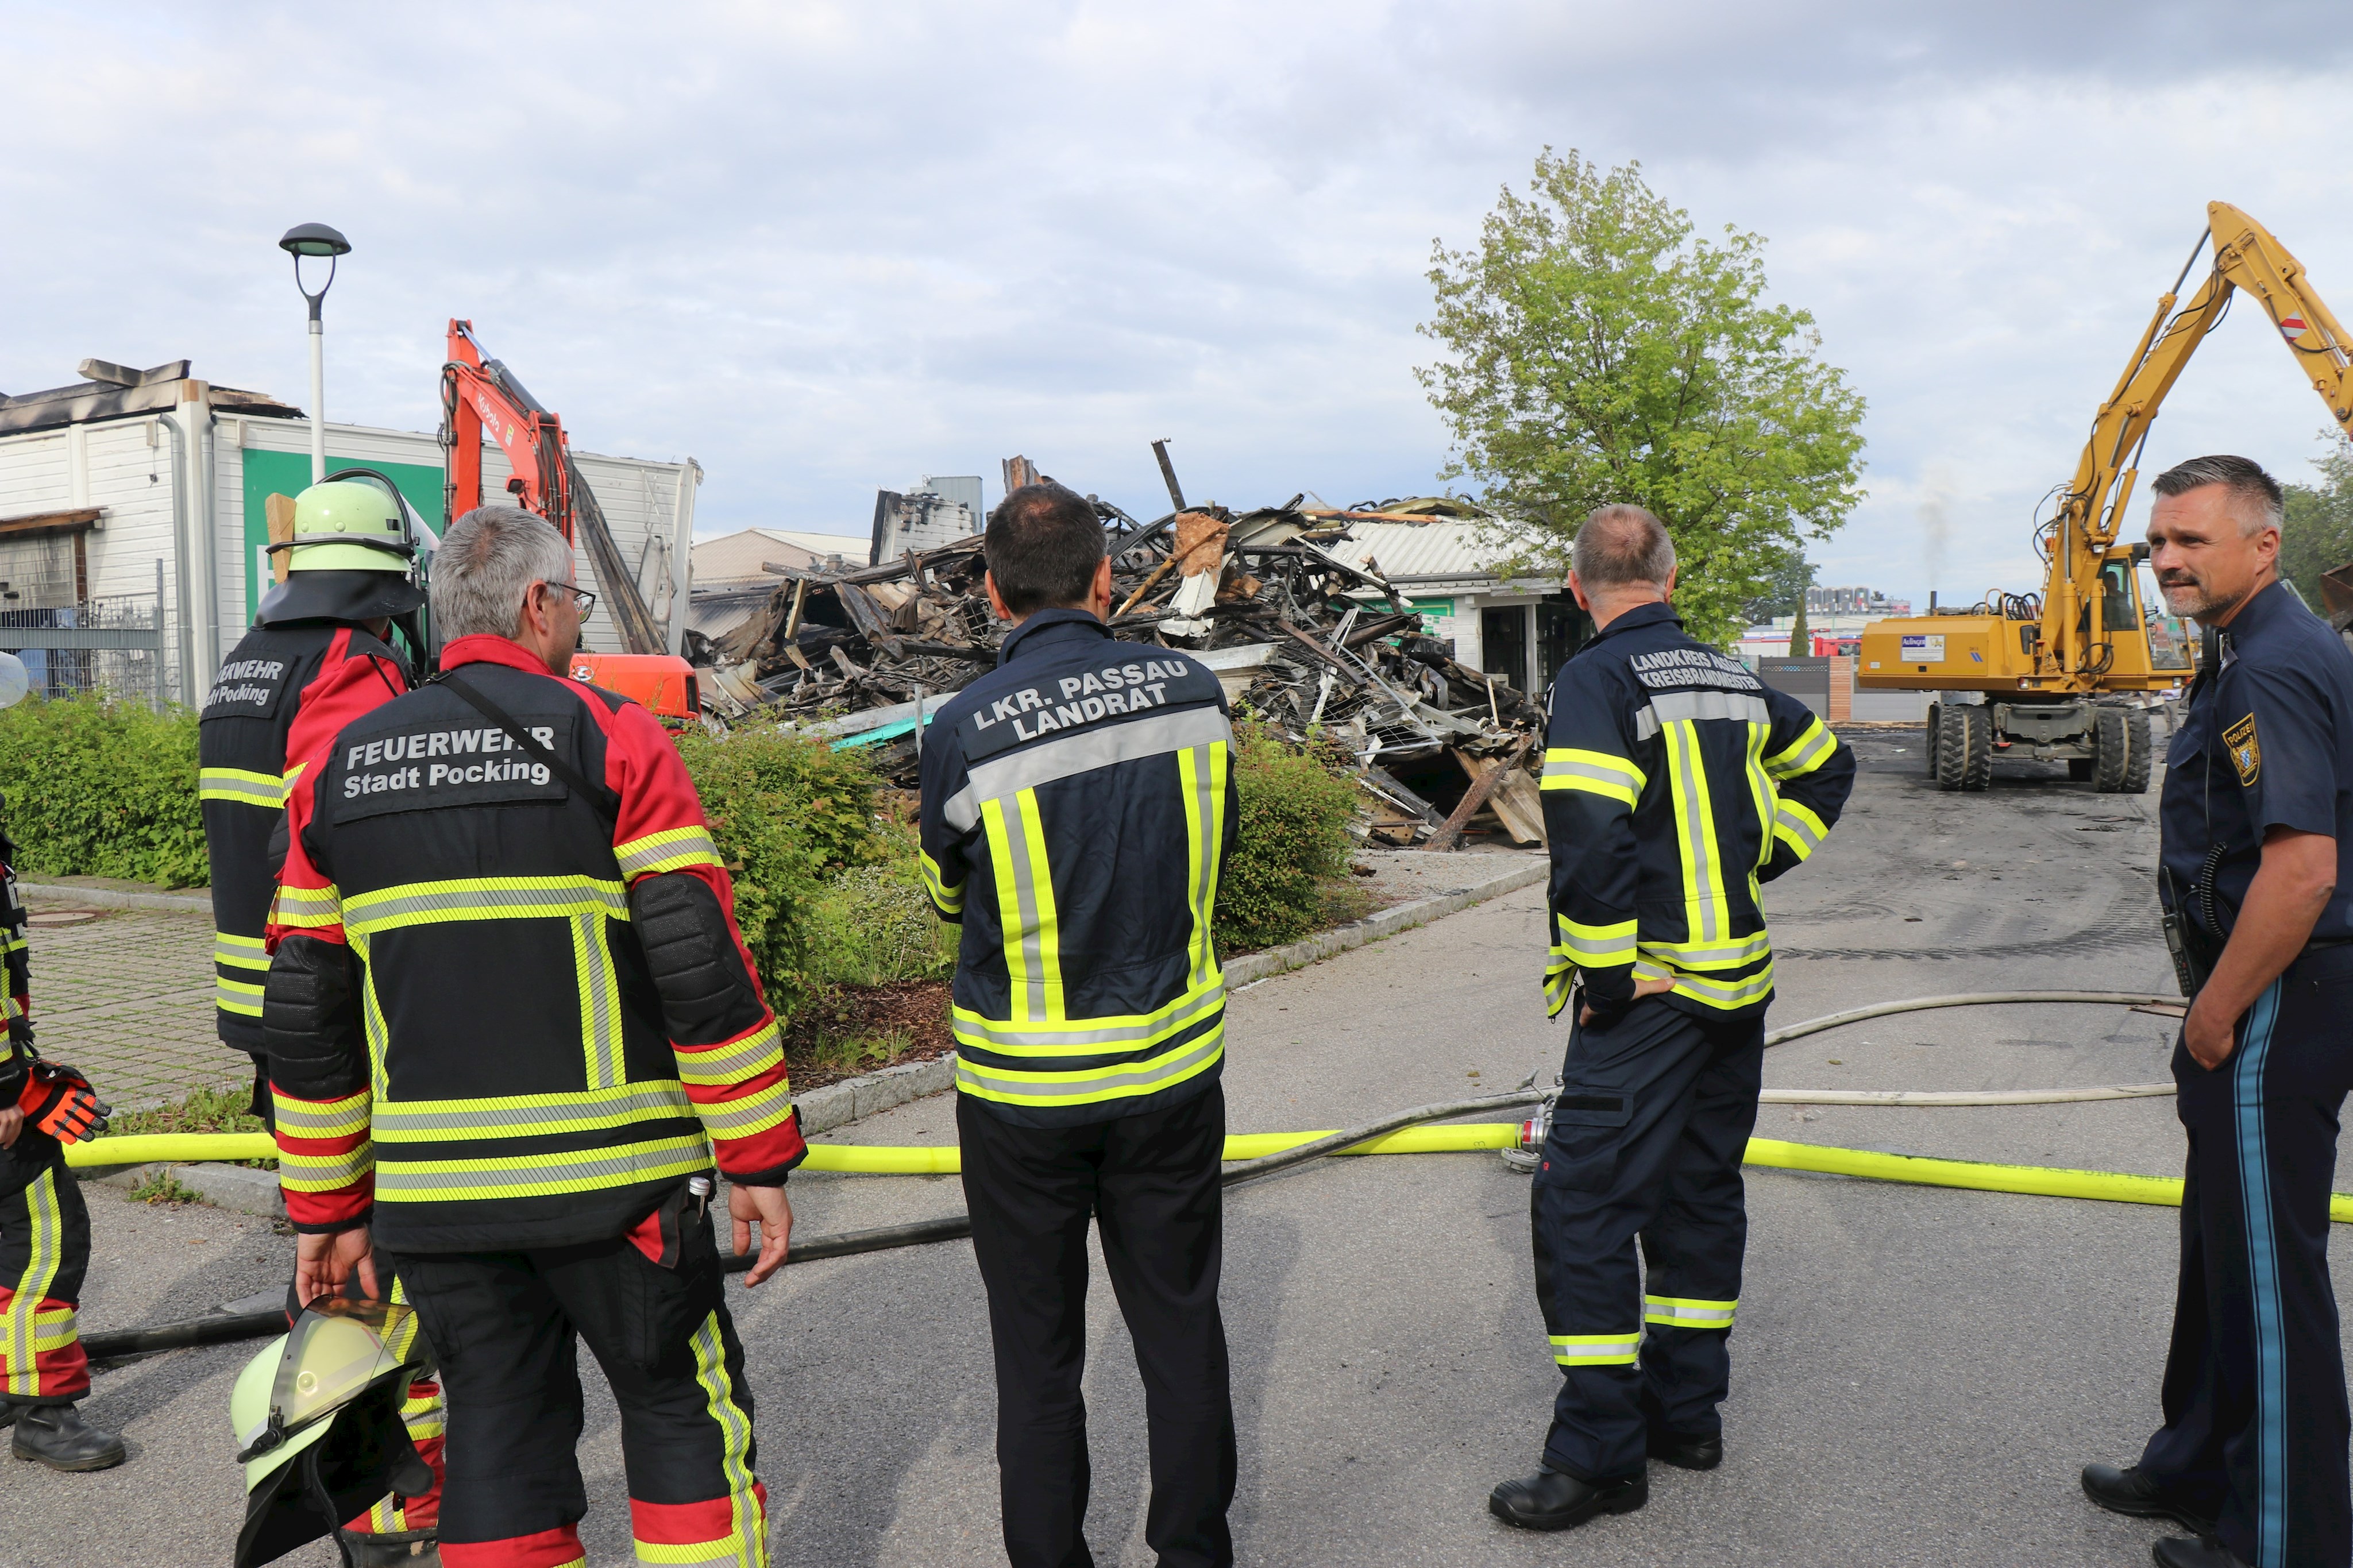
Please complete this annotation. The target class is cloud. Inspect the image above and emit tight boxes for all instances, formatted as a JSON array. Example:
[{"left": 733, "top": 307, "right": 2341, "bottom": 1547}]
[{"left": 3, "top": 0, "right": 2349, "bottom": 618}]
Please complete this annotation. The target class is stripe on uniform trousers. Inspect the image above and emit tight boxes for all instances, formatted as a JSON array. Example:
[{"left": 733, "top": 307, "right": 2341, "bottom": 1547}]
[
  {"left": 2235, "top": 976, "right": 2287, "bottom": 1567},
  {"left": 623, "top": 1312, "right": 767, "bottom": 1566},
  {"left": 1, "top": 1167, "right": 83, "bottom": 1400},
  {"left": 1644, "top": 1295, "right": 1737, "bottom": 1329},
  {"left": 1551, "top": 1332, "right": 1642, "bottom": 1367}
]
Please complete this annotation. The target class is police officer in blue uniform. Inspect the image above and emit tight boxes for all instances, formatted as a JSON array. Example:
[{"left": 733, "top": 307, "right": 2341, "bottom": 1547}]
[
  {"left": 1490, "top": 505, "right": 1854, "bottom": 1532},
  {"left": 2081, "top": 456, "right": 2353, "bottom": 1568}
]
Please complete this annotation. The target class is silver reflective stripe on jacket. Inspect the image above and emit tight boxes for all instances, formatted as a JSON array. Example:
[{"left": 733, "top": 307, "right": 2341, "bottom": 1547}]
[{"left": 943, "top": 706, "right": 1235, "bottom": 833}]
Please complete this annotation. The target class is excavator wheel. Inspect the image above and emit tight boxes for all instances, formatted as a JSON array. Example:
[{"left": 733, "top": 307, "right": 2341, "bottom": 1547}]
[
  {"left": 1935, "top": 704, "right": 1992, "bottom": 791},
  {"left": 2094, "top": 706, "right": 2153, "bottom": 793}
]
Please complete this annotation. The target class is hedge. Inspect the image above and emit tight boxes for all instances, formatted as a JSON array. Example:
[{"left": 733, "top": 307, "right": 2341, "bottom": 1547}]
[
  {"left": 0, "top": 698, "right": 207, "bottom": 887},
  {"left": 0, "top": 695, "right": 1362, "bottom": 997}
]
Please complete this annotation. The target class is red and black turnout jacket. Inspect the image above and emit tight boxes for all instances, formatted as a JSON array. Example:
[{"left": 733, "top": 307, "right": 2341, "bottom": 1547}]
[{"left": 262, "top": 636, "right": 804, "bottom": 1251}]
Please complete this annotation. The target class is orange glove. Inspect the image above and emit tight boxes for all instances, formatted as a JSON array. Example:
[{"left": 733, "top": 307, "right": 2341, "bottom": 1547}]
[{"left": 17, "top": 1058, "right": 109, "bottom": 1144}]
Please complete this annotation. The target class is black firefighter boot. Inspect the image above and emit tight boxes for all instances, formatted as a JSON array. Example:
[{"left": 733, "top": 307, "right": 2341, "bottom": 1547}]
[{"left": 10, "top": 1401, "right": 126, "bottom": 1470}]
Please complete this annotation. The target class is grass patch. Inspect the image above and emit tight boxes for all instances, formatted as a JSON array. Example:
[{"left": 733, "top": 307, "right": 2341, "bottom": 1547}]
[
  {"left": 107, "top": 1084, "right": 274, "bottom": 1169},
  {"left": 128, "top": 1169, "right": 204, "bottom": 1205}
]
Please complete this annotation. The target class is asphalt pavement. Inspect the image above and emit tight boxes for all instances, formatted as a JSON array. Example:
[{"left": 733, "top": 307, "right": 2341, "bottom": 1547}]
[{"left": 9, "top": 725, "right": 2342, "bottom": 1567}]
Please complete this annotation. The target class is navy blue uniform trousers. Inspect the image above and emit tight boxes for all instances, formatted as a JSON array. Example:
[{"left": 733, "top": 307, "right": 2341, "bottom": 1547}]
[
  {"left": 1531, "top": 997, "right": 1763, "bottom": 1480},
  {"left": 2140, "top": 949, "right": 2353, "bottom": 1568}
]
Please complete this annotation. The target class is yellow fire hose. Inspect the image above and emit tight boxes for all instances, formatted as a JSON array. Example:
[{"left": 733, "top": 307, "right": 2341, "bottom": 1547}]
[{"left": 63, "top": 1123, "right": 2353, "bottom": 1224}]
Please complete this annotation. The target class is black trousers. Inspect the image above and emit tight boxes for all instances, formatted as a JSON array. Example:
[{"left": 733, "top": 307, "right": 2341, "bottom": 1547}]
[
  {"left": 2140, "top": 951, "right": 2353, "bottom": 1568},
  {"left": 1530, "top": 998, "right": 1762, "bottom": 1480},
  {"left": 382, "top": 1188, "right": 765, "bottom": 1566},
  {"left": 0, "top": 1135, "right": 89, "bottom": 1405},
  {"left": 958, "top": 1086, "right": 1236, "bottom": 1568}
]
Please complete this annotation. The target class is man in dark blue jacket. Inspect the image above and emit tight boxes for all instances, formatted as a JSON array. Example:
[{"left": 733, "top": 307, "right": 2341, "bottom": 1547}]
[
  {"left": 920, "top": 484, "right": 1240, "bottom": 1568},
  {"left": 1492, "top": 504, "right": 1854, "bottom": 1533}
]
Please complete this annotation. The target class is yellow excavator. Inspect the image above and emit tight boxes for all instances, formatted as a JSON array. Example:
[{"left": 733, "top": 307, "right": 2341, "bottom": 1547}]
[{"left": 1860, "top": 202, "right": 2353, "bottom": 791}]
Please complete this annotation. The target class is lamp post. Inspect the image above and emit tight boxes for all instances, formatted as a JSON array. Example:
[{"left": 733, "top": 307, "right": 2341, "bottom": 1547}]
[{"left": 277, "top": 222, "right": 350, "bottom": 485}]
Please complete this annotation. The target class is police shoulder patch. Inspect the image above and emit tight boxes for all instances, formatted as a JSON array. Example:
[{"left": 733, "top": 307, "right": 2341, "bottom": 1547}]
[{"left": 2223, "top": 712, "right": 2261, "bottom": 786}]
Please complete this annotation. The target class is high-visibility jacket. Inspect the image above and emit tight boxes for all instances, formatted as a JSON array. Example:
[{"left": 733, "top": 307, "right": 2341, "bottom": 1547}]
[
  {"left": 199, "top": 623, "right": 409, "bottom": 1051},
  {"left": 263, "top": 635, "right": 805, "bottom": 1250},
  {"left": 1540, "top": 602, "right": 1854, "bottom": 1023},
  {"left": 918, "top": 609, "right": 1240, "bottom": 1129}
]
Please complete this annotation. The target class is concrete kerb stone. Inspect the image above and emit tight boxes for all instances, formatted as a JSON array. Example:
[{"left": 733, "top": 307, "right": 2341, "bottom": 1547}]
[
  {"left": 18, "top": 882, "right": 211, "bottom": 914},
  {"left": 792, "top": 853, "right": 1547, "bottom": 1135},
  {"left": 82, "top": 1160, "right": 286, "bottom": 1219}
]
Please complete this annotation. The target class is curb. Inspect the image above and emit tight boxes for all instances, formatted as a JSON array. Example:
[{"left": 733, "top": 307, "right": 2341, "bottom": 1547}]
[
  {"left": 19, "top": 882, "right": 210, "bottom": 914},
  {"left": 793, "top": 1052, "right": 958, "bottom": 1137},
  {"left": 1223, "top": 856, "right": 1546, "bottom": 988},
  {"left": 83, "top": 1160, "right": 285, "bottom": 1219}
]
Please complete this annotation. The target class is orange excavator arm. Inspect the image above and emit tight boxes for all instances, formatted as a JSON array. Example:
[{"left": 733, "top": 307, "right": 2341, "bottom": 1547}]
[
  {"left": 2037, "top": 202, "right": 2353, "bottom": 683},
  {"left": 439, "top": 319, "right": 697, "bottom": 724}
]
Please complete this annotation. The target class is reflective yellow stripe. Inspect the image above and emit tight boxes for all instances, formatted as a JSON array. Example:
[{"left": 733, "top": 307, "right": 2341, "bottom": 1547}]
[
  {"left": 692, "top": 1076, "right": 796, "bottom": 1140},
  {"left": 659, "top": 1312, "right": 765, "bottom": 1567},
  {"left": 277, "top": 1141, "right": 375, "bottom": 1192},
  {"left": 371, "top": 1082, "right": 689, "bottom": 1140},
  {"left": 920, "top": 850, "right": 964, "bottom": 916},
  {"left": 214, "top": 932, "right": 271, "bottom": 970},
  {"left": 1644, "top": 1295, "right": 1737, "bottom": 1328},
  {"left": 1540, "top": 747, "right": 1645, "bottom": 806},
  {"left": 1178, "top": 740, "right": 1229, "bottom": 991},
  {"left": 1773, "top": 798, "right": 1829, "bottom": 862},
  {"left": 214, "top": 976, "right": 265, "bottom": 1017},
  {"left": 1764, "top": 716, "right": 1836, "bottom": 779},
  {"left": 616, "top": 825, "right": 723, "bottom": 879},
  {"left": 955, "top": 1021, "right": 1225, "bottom": 1107},
  {"left": 1745, "top": 719, "right": 1777, "bottom": 871},
  {"left": 198, "top": 767, "right": 286, "bottom": 808},
  {"left": 983, "top": 791, "right": 1063, "bottom": 1025},
  {"left": 951, "top": 976, "right": 1224, "bottom": 1056},
  {"left": 1543, "top": 955, "right": 1577, "bottom": 1019},
  {"left": 676, "top": 1019, "right": 784, "bottom": 1087},
  {"left": 374, "top": 1134, "right": 713, "bottom": 1203},
  {"left": 345, "top": 875, "right": 628, "bottom": 936},
  {"left": 573, "top": 912, "right": 626, "bottom": 1090},
  {"left": 273, "top": 1092, "right": 371, "bottom": 1138},
  {"left": 1554, "top": 916, "right": 1637, "bottom": 966},
  {"left": 1550, "top": 1332, "right": 1641, "bottom": 1366},
  {"left": 1634, "top": 956, "right": 1775, "bottom": 1010},
  {"left": 1661, "top": 719, "right": 1731, "bottom": 945},
  {"left": 3, "top": 1171, "right": 65, "bottom": 1391},
  {"left": 272, "top": 883, "right": 343, "bottom": 929},
  {"left": 1638, "top": 930, "right": 1772, "bottom": 970}
]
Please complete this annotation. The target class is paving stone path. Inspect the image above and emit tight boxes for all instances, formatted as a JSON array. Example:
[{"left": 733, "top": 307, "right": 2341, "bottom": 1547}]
[{"left": 19, "top": 904, "right": 237, "bottom": 1108}]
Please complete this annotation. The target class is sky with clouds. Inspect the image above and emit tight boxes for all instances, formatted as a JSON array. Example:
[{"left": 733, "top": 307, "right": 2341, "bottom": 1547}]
[{"left": 5, "top": 1, "right": 2351, "bottom": 612}]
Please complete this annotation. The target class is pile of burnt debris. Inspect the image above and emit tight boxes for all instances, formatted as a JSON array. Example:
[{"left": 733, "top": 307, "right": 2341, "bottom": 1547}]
[{"left": 686, "top": 451, "right": 1549, "bottom": 850}]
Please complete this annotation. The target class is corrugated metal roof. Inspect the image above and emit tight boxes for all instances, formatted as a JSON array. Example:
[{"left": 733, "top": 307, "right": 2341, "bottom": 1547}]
[{"left": 1324, "top": 519, "right": 1547, "bottom": 586}]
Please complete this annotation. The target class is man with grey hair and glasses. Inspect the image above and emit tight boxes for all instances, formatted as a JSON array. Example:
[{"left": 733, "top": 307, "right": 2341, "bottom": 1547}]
[
  {"left": 263, "top": 505, "right": 803, "bottom": 1565},
  {"left": 1491, "top": 504, "right": 1853, "bottom": 1532},
  {"left": 2082, "top": 456, "right": 2353, "bottom": 1568}
]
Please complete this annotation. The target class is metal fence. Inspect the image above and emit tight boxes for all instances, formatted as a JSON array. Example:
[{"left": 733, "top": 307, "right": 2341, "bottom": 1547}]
[{"left": 0, "top": 566, "right": 174, "bottom": 710}]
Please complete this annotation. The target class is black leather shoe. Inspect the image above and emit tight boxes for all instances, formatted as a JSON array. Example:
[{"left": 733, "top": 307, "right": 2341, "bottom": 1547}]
[
  {"left": 1488, "top": 1466, "right": 1648, "bottom": 1531},
  {"left": 2152, "top": 1536, "right": 2251, "bottom": 1568},
  {"left": 1647, "top": 1428, "right": 1723, "bottom": 1470},
  {"left": 2081, "top": 1462, "right": 2217, "bottom": 1537},
  {"left": 9, "top": 1404, "right": 126, "bottom": 1471}
]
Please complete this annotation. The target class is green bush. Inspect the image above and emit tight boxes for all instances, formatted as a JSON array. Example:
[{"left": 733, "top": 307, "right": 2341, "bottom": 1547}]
[
  {"left": 803, "top": 821, "right": 958, "bottom": 988},
  {"left": 0, "top": 697, "right": 206, "bottom": 887},
  {"left": 676, "top": 728, "right": 886, "bottom": 1013},
  {"left": 1214, "top": 725, "right": 1364, "bottom": 953}
]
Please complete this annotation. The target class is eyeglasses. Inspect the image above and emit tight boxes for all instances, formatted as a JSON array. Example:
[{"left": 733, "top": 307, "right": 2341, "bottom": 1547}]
[{"left": 538, "top": 581, "right": 596, "bottom": 616}]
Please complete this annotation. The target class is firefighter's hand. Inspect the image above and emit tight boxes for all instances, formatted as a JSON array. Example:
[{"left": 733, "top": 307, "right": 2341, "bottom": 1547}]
[
  {"left": 730, "top": 1182, "right": 793, "bottom": 1287},
  {"left": 1581, "top": 975, "right": 1676, "bottom": 1026},
  {"left": 0, "top": 1105, "right": 20, "bottom": 1148},
  {"left": 2184, "top": 996, "right": 2238, "bottom": 1071},
  {"left": 295, "top": 1225, "right": 379, "bottom": 1306}
]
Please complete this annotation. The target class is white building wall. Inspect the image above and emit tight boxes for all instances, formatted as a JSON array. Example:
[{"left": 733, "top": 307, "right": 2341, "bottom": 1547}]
[
  {"left": 84, "top": 418, "right": 181, "bottom": 598},
  {"left": 0, "top": 430, "right": 73, "bottom": 514}
]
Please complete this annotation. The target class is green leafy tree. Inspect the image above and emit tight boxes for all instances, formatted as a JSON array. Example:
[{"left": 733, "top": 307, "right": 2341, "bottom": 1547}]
[
  {"left": 1418, "top": 150, "right": 1868, "bottom": 644},
  {"left": 2281, "top": 432, "right": 2353, "bottom": 612},
  {"left": 1787, "top": 598, "right": 1811, "bottom": 657},
  {"left": 1744, "top": 546, "right": 1815, "bottom": 624}
]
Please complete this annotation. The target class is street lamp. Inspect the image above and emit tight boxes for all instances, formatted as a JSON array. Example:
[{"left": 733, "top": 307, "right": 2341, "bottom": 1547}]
[{"left": 277, "top": 222, "right": 350, "bottom": 485}]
